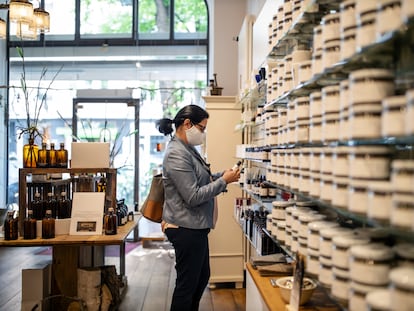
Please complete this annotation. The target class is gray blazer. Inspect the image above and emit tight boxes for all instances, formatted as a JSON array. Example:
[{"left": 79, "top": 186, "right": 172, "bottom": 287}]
[{"left": 162, "top": 136, "right": 227, "bottom": 229}]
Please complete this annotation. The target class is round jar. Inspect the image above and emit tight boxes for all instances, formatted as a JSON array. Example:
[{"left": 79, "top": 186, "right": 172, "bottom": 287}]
[
  {"left": 322, "top": 12, "right": 340, "bottom": 43},
  {"left": 341, "top": 25, "right": 357, "bottom": 60},
  {"left": 312, "top": 49, "right": 323, "bottom": 76},
  {"left": 319, "top": 255, "right": 333, "bottom": 287},
  {"left": 332, "top": 234, "right": 370, "bottom": 269},
  {"left": 276, "top": 220, "right": 286, "bottom": 244},
  {"left": 285, "top": 206, "right": 296, "bottom": 230},
  {"left": 391, "top": 191, "right": 414, "bottom": 229},
  {"left": 310, "top": 116, "right": 322, "bottom": 143},
  {"left": 349, "top": 102, "right": 382, "bottom": 139},
  {"left": 298, "top": 148, "right": 310, "bottom": 172},
  {"left": 309, "top": 172, "right": 321, "bottom": 198},
  {"left": 298, "top": 236, "right": 308, "bottom": 256},
  {"left": 366, "top": 289, "right": 392, "bottom": 311},
  {"left": 272, "top": 200, "right": 294, "bottom": 220},
  {"left": 320, "top": 174, "right": 333, "bottom": 203},
  {"left": 309, "top": 147, "right": 322, "bottom": 173},
  {"left": 349, "top": 243, "right": 395, "bottom": 285},
  {"left": 376, "top": 0, "right": 402, "bottom": 39},
  {"left": 299, "top": 170, "right": 311, "bottom": 194},
  {"left": 320, "top": 147, "right": 333, "bottom": 174},
  {"left": 356, "top": 10, "right": 377, "bottom": 51},
  {"left": 306, "top": 247, "right": 320, "bottom": 277},
  {"left": 322, "top": 84, "right": 341, "bottom": 114},
  {"left": 349, "top": 281, "right": 387, "bottom": 311},
  {"left": 298, "top": 213, "right": 326, "bottom": 239},
  {"left": 295, "top": 119, "right": 309, "bottom": 143},
  {"left": 313, "top": 24, "right": 323, "bottom": 52},
  {"left": 389, "top": 267, "right": 414, "bottom": 311},
  {"left": 319, "top": 227, "right": 353, "bottom": 258},
  {"left": 294, "top": 96, "right": 310, "bottom": 120},
  {"left": 339, "top": 107, "right": 350, "bottom": 141},
  {"left": 391, "top": 160, "right": 414, "bottom": 193},
  {"left": 323, "top": 39, "right": 341, "bottom": 69},
  {"left": 331, "top": 266, "right": 350, "bottom": 306},
  {"left": 350, "top": 69, "right": 395, "bottom": 105},
  {"left": 348, "top": 178, "right": 369, "bottom": 215},
  {"left": 340, "top": 78, "right": 350, "bottom": 110},
  {"left": 340, "top": 0, "right": 356, "bottom": 29},
  {"left": 347, "top": 146, "right": 391, "bottom": 180},
  {"left": 322, "top": 112, "right": 340, "bottom": 142},
  {"left": 381, "top": 95, "right": 406, "bottom": 137},
  {"left": 406, "top": 89, "right": 414, "bottom": 135},
  {"left": 332, "top": 146, "right": 351, "bottom": 177},
  {"left": 310, "top": 91, "right": 322, "bottom": 118},
  {"left": 394, "top": 243, "right": 414, "bottom": 268},
  {"left": 308, "top": 220, "right": 339, "bottom": 250},
  {"left": 355, "top": 0, "right": 378, "bottom": 18},
  {"left": 298, "top": 60, "right": 312, "bottom": 84},
  {"left": 331, "top": 176, "right": 349, "bottom": 209},
  {"left": 367, "top": 180, "right": 392, "bottom": 223}
]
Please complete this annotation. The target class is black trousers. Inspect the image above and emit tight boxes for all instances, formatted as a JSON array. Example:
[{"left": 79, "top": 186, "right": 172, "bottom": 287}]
[{"left": 165, "top": 227, "right": 210, "bottom": 311}]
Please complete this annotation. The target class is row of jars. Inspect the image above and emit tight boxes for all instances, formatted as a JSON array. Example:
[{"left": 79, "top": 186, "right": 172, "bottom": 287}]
[
  {"left": 263, "top": 76, "right": 414, "bottom": 146},
  {"left": 264, "top": 146, "right": 414, "bottom": 230},
  {"left": 266, "top": 0, "right": 411, "bottom": 105},
  {"left": 267, "top": 200, "right": 414, "bottom": 311}
]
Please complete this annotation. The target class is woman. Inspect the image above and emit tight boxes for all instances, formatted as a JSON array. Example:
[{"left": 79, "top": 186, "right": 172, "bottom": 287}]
[{"left": 156, "top": 104, "right": 240, "bottom": 311}]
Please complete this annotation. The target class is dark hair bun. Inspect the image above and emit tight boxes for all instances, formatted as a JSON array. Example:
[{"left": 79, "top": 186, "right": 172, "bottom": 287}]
[{"left": 156, "top": 118, "right": 174, "bottom": 136}]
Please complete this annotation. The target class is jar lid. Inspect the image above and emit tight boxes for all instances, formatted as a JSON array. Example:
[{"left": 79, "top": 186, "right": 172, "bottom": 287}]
[
  {"left": 332, "top": 266, "right": 350, "bottom": 278},
  {"left": 365, "top": 290, "right": 391, "bottom": 310},
  {"left": 320, "top": 227, "right": 353, "bottom": 239},
  {"left": 350, "top": 281, "right": 385, "bottom": 294},
  {"left": 394, "top": 243, "right": 414, "bottom": 260},
  {"left": 368, "top": 180, "right": 392, "bottom": 193},
  {"left": 350, "top": 68, "right": 394, "bottom": 81},
  {"left": 308, "top": 220, "right": 339, "bottom": 232},
  {"left": 391, "top": 159, "right": 414, "bottom": 170},
  {"left": 332, "top": 234, "right": 370, "bottom": 248},
  {"left": 299, "top": 213, "right": 326, "bottom": 223},
  {"left": 382, "top": 95, "right": 406, "bottom": 109},
  {"left": 272, "top": 200, "right": 295, "bottom": 208},
  {"left": 285, "top": 206, "right": 296, "bottom": 214},
  {"left": 350, "top": 243, "right": 394, "bottom": 261},
  {"left": 389, "top": 267, "right": 414, "bottom": 290}
]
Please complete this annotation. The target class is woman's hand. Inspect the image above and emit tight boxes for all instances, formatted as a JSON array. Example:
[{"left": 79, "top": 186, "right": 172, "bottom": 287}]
[{"left": 222, "top": 168, "right": 240, "bottom": 184}]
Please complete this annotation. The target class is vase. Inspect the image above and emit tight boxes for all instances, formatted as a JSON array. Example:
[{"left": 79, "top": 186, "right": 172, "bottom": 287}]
[{"left": 23, "top": 138, "right": 39, "bottom": 168}]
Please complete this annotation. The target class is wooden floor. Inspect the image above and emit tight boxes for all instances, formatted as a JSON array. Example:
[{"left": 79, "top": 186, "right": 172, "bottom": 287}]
[{"left": 0, "top": 240, "right": 246, "bottom": 311}]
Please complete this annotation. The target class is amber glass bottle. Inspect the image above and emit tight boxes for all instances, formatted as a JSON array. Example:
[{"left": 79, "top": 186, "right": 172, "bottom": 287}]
[
  {"left": 58, "top": 191, "right": 72, "bottom": 219},
  {"left": 23, "top": 209, "right": 37, "bottom": 239},
  {"left": 32, "top": 191, "right": 44, "bottom": 220},
  {"left": 42, "top": 209, "right": 55, "bottom": 239},
  {"left": 56, "top": 142, "right": 68, "bottom": 168},
  {"left": 37, "top": 142, "right": 48, "bottom": 168},
  {"left": 104, "top": 207, "right": 117, "bottom": 235},
  {"left": 4, "top": 211, "right": 18, "bottom": 240},
  {"left": 45, "top": 192, "right": 58, "bottom": 219},
  {"left": 47, "top": 143, "right": 57, "bottom": 168}
]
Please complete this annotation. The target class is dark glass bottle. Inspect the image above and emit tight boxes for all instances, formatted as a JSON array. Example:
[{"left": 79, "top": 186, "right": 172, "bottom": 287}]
[
  {"left": 32, "top": 191, "right": 44, "bottom": 220},
  {"left": 104, "top": 207, "right": 117, "bottom": 235},
  {"left": 42, "top": 209, "right": 55, "bottom": 239},
  {"left": 56, "top": 142, "right": 68, "bottom": 168},
  {"left": 97, "top": 175, "right": 107, "bottom": 192},
  {"left": 4, "top": 211, "right": 18, "bottom": 240},
  {"left": 45, "top": 192, "right": 58, "bottom": 219},
  {"left": 37, "top": 142, "right": 48, "bottom": 168},
  {"left": 47, "top": 143, "right": 57, "bottom": 168},
  {"left": 58, "top": 191, "right": 72, "bottom": 219},
  {"left": 23, "top": 209, "right": 37, "bottom": 240}
]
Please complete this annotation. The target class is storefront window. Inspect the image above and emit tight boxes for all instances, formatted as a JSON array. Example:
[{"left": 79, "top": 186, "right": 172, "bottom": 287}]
[
  {"left": 138, "top": 0, "right": 171, "bottom": 40},
  {"left": 174, "top": 0, "right": 208, "bottom": 39}
]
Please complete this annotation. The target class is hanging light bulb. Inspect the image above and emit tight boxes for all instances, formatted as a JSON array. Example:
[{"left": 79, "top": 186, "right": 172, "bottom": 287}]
[
  {"left": 0, "top": 18, "right": 6, "bottom": 39},
  {"left": 9, "top": 0, "right": 34, "bottom": 24},
  {"left": 33, "top": 7, "right": 49, "bottom": 32}
]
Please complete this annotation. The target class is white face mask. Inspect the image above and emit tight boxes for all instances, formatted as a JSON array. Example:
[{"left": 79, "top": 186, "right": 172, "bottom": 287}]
[{"left": 185, "top": 125, "right": 205, "bottom": 146}]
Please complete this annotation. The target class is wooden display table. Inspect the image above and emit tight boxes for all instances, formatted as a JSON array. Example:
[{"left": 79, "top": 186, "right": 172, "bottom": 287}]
[
  {"left": 0, "top": 218, "right": 139, "bottom": 298},
  {"left": 246, "top": 263, "right": 342, "bottom": 311}
]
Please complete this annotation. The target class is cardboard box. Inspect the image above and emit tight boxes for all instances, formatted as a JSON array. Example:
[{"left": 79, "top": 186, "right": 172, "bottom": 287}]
[{"left": 21, "top": 261, "right": 52, "bottom": 307}]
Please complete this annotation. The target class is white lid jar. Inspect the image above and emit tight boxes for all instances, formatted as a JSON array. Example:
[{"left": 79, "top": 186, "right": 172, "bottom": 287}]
[
  {"left": 340, "top": 77, "right": 350, "bottom": 110},
  {"left": 313, "top": 24, "right": 323, "bottom": 52},
  {"left": 394, "top": 243, "right": 414, "bottom": 268},
  {"left": 294, "top": 96, "right": 310, "bottom": 120},
  {"left": 347, "top": 146, "right": 391, "bottom": 180},
  {"left": 298, "top": 148, "right": 310, "bottom": 171},
  {"left": 348, "top": 178, "right": 369, "bottom": 215},
  {"left": 367, "top": 180, "right": 392, "bottom": 223},
  {"left": 298, "top": 213, "right": 326, "bottom": 239},
  {"left": 366, "top": 289, "right": 392, "bottom": 311},
  {"left": 319, "top": 254, "right": 333, "bottom": 287},
  {"left": 391, "top": 191, "right": 414, "bottom": 229},
  {"left": 349, "top": 102, "right": 382, "bottom": 139},
  {"left": 381, "top": 95, "right": 406, "bottom": 137},
  {"left": 349, "top": 281, "right": 387, "bottom": 311},
  {"left": 322, "top": 39, "right": 341, "bottom": 69},
  {"left": 340, "top": 0, "right": 356, "bottom": 30},
  {"left": 341, "top": 25, "right": 357, "bottom": 61},
  {"left": 332, "top": 146, "right": 351, "bottom": 177},
  {"left": 319, "top": 147, "right": 333, "bottom": 174},
  {"left": 272, "top": 200, "right": 294, "bottom": 220},
  {"left": 356, "top": 10, "right": 377, "bottom": 50},
  {"left": 389, "top": 267, "right": 414, "bottom": 311},
  {"left": 339, "top": 107, "right": 350, "bottom": 141},
  {"left": 322, "top": 84, "right": 341, "bottom": 114},
  {"left": 322, "top": 12, "right": 340, "bottom": 43},
  {"left": 391, "top": 160, "right": 414, "bottom": 193},
  {"left": 332, "top": 176, "right": 349, "bottom": 209},
  {"left": 309, "top": 147, "right": 322, "bottom": 173},
  {"left": 312, "top": 49, "right": 323, "bottom": 77},
  {"left": 405, "top": 89, "right": 414, "bottom": 135},
  {"left": 309, "top": 116, "right": 322, "bottom": 143},
  {"left": 309, "top": 91, "right": 322, "bottom": 118},
  {"left": 308, "top": 220, "right": 339, "bottom": 251},
  {"left": 299, "top": 171, "right": 311, "bottom": 194},
  {"left": 319, "top": 227, "right": 353, "bottom": 258},
  {"left": 332, "top": 234, "right": 370, "bottom": 269},
  {"left": 276, "top": 220, "right": 286, "bottom": 244},
  {"left": 349, "top": 69, "right": 395, "bottom": 105},
  {"left": 295, "top": 119, "right": 309, "bottom": 144},
  {"left": 298, "top": 60, "right": 312, "bottom": 84},
  {"left": 349, "top": 243, "right": 395, "bottom": 286},
  {"left": 331, "top": 266, "right": 350, "bottom": 306},
  {"left": 320, "top": 174, "right": 333, "bottom": 203},
  {"left": 376, "top": 0, "right": 402, "bottom": 39},
  {"left": 309, "top": 172, "right": 321, "bottom": 198},
  {"left": 322, "top": 112, "right": 340, "bottom": 142}
]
